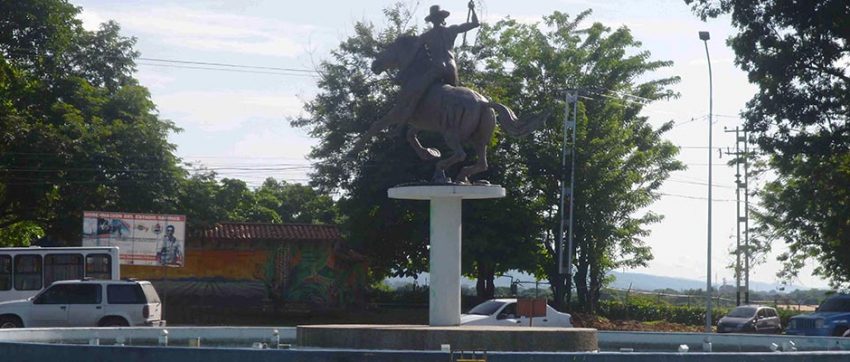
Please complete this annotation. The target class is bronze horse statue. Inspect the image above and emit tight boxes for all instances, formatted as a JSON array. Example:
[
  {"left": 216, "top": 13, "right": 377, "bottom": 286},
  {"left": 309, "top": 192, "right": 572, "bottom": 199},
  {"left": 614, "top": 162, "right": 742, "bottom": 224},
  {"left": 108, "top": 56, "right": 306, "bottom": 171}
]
[{"left": 356, "top": 34, "right": 548, "bottom": 184}]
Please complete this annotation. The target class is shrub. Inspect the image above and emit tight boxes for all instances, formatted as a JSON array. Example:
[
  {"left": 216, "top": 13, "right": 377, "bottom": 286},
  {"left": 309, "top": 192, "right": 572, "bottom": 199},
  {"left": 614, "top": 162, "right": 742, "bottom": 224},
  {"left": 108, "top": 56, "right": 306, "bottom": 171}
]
[{"left": 597, "top": 298, "right": 730, "bottom": 326}]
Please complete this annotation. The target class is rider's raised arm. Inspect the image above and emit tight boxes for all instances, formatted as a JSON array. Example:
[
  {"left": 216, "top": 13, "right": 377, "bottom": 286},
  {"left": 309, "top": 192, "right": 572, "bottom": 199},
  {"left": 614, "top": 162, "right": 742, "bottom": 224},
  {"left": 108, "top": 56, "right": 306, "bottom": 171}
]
[{"left": 450, "top": 6, "right": 479, "bottom": 34}]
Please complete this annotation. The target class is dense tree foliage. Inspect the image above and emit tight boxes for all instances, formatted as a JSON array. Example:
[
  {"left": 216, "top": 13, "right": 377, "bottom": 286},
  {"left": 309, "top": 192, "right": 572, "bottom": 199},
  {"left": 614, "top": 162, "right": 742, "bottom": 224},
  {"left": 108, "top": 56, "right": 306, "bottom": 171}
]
[
  {"left": 294, "top": 4, "right": 683, "bottom": 311},
  {"left": 471, "top": 12, "right": 683, "bottom": 311},
  {"left": 0, "top": 0, "right": 183, "bottom": 243},
  {"left": 0, "top": 0, "right": 339, "bottom": 245},
  {"left": 687, "top": 0, "right": 850, "bottom": 288},
  {"left": 178, "top": 172, "right": 340, "bottom": 233}
]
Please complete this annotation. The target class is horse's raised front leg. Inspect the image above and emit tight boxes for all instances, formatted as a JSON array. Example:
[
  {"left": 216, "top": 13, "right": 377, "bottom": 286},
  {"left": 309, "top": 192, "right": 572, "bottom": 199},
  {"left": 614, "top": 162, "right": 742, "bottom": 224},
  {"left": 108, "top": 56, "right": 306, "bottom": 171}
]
[
  {"left": 406, "top": 127, "right": 441, "bottom": 160},
  {"left": 433, "top": 133, "right": 466, "bottom": 184},
  {"left": 352, "top": 114, "right": 396, "bottom": 154}
]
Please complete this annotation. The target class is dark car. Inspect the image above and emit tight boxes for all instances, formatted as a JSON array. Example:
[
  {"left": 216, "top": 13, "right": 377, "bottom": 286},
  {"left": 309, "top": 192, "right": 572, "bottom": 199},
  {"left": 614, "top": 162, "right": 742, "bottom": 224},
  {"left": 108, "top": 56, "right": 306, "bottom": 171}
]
[
  {"left": 785, "top": 294, "right": 850, "bottom": 336},
  {"left": 717, "top": 305, "right": 781, "bottom": 333}
]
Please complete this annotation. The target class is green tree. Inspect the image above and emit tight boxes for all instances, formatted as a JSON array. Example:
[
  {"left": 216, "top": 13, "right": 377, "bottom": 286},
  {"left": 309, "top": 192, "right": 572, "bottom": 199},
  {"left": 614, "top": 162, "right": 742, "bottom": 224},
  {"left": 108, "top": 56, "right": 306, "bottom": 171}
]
[
  {"left": 472, "top": 12, "right": 683, "bottom": 312},
  {"left": 292, "top": 4, "right": 432, "bottom": 280},
  {"left": 175, "top": 172, "right": 338, "bottom": 233},
  {"left": 0, "top": 221, "right": 42, "bottom": 247},
  {"left": 255, "top": 178, "right": 339, "bottom": 224},
  {"left": 0, "top": 0, "right": 184, "bottom": 243},
  {"left": 687, "top": 0, "right": 850, "bottom": 288},
  {"left": 176, "top": 170, "right": 234, "bottom": 231}
]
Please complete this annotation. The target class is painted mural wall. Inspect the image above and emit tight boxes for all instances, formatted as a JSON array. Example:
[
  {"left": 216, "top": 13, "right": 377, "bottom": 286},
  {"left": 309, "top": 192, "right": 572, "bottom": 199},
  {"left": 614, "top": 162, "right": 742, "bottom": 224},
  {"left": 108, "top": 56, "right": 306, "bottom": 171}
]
[{"left": 123, "top": 241, "right": 367, "bottom": 309}]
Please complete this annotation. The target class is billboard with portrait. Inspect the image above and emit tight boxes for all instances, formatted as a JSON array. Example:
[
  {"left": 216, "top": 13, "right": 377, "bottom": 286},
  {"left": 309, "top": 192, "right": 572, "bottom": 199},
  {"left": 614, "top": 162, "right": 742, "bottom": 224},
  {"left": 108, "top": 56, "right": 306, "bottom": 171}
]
[{"left": 82, "top": 211, "right": 186, "bottom": 267}]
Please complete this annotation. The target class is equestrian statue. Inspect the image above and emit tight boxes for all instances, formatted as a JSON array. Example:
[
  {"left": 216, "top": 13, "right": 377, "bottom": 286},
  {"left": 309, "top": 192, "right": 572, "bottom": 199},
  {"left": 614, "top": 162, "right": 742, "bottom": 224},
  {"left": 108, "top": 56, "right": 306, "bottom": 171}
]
[{"left": 354, "top": 2, "right": 548, "bottom": 184}]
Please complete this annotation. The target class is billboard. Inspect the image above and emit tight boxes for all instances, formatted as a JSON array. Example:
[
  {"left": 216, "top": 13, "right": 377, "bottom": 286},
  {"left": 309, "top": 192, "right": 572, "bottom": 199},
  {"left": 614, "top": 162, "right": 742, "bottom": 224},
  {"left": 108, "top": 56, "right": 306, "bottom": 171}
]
[{"left": 83, "top": 211, "right": 186, "bottom": 267}]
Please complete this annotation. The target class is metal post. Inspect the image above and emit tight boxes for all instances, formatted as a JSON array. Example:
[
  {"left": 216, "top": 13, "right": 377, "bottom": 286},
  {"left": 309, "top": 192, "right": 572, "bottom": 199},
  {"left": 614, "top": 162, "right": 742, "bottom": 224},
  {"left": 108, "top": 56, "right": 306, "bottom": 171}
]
[
  {"left": 724, "top": 127, "right": 742, "bottom": 306},
  {"left": 566, "top": 93, "right": 578, "bottom": 282},
  {"left": 734, "top": 128, "right": 741, "bottom": 307},
  {"left": 557, "top": 92, "right": 570, "bottom": 275},
  {"left": 558, "top": 89, "right": 579, "bottom": 310},
  {"left": 743, "top": 130, "right": 750, "bottom": 304},
  {"left": 699, "top": 31, "right": 713, "bottom": 333}
]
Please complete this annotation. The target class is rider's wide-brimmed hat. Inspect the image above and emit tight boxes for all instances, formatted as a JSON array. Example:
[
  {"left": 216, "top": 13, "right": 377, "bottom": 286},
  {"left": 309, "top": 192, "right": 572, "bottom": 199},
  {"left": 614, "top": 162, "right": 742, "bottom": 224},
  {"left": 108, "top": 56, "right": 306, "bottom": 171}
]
[{"left": 425, "top": 5, "right": 450, "bottom": 23}]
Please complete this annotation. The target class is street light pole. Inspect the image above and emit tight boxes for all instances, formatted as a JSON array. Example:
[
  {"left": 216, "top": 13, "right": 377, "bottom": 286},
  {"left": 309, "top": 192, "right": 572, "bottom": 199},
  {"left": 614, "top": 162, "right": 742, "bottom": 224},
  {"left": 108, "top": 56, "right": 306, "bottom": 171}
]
[{"left": 699, "top": 30, "right": 713, "bottom": 334}]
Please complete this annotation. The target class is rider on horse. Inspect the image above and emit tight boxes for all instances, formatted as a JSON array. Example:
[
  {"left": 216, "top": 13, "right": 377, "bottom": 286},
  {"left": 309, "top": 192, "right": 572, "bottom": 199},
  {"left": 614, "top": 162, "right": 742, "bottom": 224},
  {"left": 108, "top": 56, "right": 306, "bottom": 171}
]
[
  {"left": 359, "top": 2, "right": 546, "bottom": 183},
  {"left": 381, "top": 3, "right": 479, "bottom": 127}
]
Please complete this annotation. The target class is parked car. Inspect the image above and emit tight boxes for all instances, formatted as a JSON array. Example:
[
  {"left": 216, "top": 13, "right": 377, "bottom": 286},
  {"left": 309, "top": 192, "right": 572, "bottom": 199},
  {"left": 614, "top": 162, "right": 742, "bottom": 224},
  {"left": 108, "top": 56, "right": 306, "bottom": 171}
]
[
  {"left": 460, "top": 298, "right": 572, "bottom": 327},
  {"left": 716, "top": 305, "right": 781, "bottom": 333},
  {"left": 0, "top": 279, "right": 164, "bottom": 328},
  {"left": 785, "top": 294, "right": 850, "bottom": 336}
]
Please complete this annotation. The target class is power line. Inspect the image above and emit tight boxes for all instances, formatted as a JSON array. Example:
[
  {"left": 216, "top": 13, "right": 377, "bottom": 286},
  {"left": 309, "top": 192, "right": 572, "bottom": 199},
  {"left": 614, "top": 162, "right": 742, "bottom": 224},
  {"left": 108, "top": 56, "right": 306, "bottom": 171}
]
[
  {"left": 0, "top": 165, "right": 313, "bottom": 173},
  {"left": 668, "top": 178, "right": 736, "bottom": 189},
  {"left": 138, "top": 57, "right": 317, "bottom": 74},
  {"left": 137, "top": 62, "right": 319, "bottom": 78},
  {"left": 660, "top": 192, "right": 741, "bottom": 203},
  {"left": 671, "top": 115, "right": 708, "bottom": 128}
]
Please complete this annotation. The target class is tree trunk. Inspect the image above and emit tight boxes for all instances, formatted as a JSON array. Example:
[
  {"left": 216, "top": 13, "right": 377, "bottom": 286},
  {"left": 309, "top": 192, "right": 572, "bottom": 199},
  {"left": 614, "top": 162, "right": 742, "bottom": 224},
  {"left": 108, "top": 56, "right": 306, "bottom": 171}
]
[
  {"left": 574, "top": 251, "right": 589, "bottom": 312},
  {"left": 475, "top": 262, "right": 495, "bottom": 300},
  {"left": 476, "top": 271, "right": 485, "bottom": 298},
  {"left": 484, "top": 266, "right": 495, "bottom": 299},
  {"left": 588, "top": 261, "right": 601, "bottom": 314},
  {"left": 551, "top": 271, "right": 565, "bottom": 310},
  {"left": 565, "top": 232, "right": 579, "bottom": 311}
]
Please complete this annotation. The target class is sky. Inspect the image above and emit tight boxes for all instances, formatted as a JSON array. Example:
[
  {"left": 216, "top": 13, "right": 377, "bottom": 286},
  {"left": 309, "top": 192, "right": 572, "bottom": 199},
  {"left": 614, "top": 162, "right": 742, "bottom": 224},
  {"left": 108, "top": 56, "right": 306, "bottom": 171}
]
[{"left": 71, "top": 0, "right": 831, "bottom": 290}]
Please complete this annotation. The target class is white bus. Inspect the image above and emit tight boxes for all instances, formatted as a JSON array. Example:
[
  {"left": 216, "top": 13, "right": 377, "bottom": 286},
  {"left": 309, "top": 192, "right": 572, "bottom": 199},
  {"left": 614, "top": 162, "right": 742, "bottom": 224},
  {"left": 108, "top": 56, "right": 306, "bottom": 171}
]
[{"left": 0, "top": 246, "right": 120, "bottom": 302}]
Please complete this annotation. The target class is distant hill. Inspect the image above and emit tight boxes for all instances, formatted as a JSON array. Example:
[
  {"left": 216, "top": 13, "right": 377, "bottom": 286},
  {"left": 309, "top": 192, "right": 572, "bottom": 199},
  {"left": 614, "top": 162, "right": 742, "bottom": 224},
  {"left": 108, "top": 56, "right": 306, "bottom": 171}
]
[
  {"left": 386, "top": 270, "right": 807, "bottom": 292},
  {"left": 608, "top": 271, "right": 799, "bottom": 292}
]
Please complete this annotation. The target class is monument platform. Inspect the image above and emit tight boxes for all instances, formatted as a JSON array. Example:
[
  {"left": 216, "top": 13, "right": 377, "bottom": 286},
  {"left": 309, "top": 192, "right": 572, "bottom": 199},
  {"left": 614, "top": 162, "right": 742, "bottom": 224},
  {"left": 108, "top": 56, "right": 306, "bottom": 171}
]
[
  {"left": 388, "top": 184, "right": 506, "bottom": 200},
  {"left": 296, "top": 324, "right": 598, "bottom": 352}
]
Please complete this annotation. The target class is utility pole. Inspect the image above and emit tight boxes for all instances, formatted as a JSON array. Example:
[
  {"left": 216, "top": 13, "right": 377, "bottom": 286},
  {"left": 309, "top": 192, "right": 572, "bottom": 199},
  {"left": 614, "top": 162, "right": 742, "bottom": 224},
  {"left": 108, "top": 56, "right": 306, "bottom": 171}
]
[
  {"left": 724, "top": 126, "right": 750, "bottom": 305},
  {"left": 743, "top": 130, "right": 750, "bottom": 304},
  {"left": 557, "top": 89, "right": 578, "bottom": 285},
  {"left": 723, "top": 127, "right": 743, "bottom": 306},
  {"left": 698, "top": 30, "right": 713, "bottom": 334}
]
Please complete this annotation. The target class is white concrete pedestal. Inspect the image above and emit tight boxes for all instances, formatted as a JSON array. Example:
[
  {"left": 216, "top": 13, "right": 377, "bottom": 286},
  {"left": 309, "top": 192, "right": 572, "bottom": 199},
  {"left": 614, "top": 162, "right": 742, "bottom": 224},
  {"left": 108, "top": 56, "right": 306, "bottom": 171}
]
[{"left": 388, "top": 185, "right": 506, "bottom": 326}]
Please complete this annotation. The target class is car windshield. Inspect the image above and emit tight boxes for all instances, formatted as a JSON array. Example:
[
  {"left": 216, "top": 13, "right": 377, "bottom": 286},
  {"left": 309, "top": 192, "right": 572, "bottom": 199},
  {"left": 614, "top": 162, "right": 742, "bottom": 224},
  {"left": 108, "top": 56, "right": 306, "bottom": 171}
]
[
  {"left": 818, "top": 297, "right": 850, "bottom": 312},
  {"left": 467, "top": 300, "right": 506, "bottom": 316},
  {"left": 727, "top": 307, "right": 756, "bottom": 318}
]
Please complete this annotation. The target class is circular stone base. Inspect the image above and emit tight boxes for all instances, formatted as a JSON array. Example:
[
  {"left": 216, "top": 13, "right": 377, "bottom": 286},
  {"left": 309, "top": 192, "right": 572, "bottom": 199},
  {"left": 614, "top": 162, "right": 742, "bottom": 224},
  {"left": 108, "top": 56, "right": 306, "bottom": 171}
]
[
  {"left": 296, "top": 324, "right": 598, "bottom": 352},
  {"left": 388, "top": 184, "right": 506, "bottom": 200}
]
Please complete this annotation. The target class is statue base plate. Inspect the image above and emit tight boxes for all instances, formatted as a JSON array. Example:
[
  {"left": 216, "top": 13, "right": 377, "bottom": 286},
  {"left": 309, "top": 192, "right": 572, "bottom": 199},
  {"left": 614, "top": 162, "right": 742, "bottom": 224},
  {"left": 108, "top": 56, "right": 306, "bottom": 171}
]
[{"left": 388, "top": 184, "right": 505, "bottom": 200}]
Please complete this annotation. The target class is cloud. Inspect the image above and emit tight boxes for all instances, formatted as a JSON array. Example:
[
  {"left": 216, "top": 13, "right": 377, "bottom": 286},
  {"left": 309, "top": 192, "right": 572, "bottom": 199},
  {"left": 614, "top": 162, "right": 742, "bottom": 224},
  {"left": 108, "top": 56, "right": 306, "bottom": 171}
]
[
  {"left": 79, "top": 6, "right": 323, "bottom": 58},
  {"left": 229, "top": 128, "right": 315, "bottom": 160},
  {"left": 134, "top": 68, "right": 176, "bottom": 90},
  {"left": 153, "top": 90, "right": 305, "bottom": 132},
  {"left": 78, "top": 9, "right": 106, "bottom": 31}
]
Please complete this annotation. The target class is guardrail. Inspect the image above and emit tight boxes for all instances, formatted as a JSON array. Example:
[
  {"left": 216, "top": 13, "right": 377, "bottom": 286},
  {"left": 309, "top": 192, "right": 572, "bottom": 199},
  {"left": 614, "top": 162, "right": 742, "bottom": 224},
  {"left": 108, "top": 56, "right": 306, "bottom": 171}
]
[
  {"left": 0, "top": 326, "right": 296, "bottom": 347},
  {"left": 599, "top": 330, "right": 850, "bottom": 352},
  {"left": 1, "top": 326, "right": 849, "bottom": 353}
]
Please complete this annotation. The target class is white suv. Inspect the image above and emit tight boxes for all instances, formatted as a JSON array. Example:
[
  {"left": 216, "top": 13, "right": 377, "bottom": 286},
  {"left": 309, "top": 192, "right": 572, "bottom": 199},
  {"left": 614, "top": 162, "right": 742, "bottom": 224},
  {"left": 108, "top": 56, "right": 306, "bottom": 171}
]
[{"left": 0, "top": 279, "right": 164, "bottom": 328}]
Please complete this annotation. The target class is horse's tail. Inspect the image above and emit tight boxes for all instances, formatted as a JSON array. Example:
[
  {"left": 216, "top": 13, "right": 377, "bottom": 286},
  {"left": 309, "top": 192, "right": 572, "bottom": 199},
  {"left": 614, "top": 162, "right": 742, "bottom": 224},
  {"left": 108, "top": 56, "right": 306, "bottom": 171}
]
[{"left": 486, "top": 102, "right": 549, "bottom": 137}]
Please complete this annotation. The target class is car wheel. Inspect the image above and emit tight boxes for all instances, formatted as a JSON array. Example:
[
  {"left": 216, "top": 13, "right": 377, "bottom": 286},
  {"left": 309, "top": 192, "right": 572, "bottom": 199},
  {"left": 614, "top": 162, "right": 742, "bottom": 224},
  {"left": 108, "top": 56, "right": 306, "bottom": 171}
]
[
  {"left": 99, "top": 317, "right": 129, "bottom": 327},
  {"left": 0, "top": 316, "right": 22, "bottom": 328},
  {"left": 835, "top": 327, "right": 849, "bottom": 337}
]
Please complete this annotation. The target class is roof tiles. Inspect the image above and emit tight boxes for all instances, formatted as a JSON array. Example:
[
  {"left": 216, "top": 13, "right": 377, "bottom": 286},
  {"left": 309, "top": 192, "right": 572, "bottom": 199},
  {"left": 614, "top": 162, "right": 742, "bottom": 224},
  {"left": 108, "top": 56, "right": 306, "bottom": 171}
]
[{"left": 200, "top": 222, "right": 342, "bottom": 242}]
